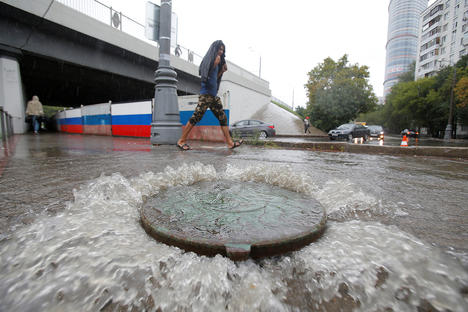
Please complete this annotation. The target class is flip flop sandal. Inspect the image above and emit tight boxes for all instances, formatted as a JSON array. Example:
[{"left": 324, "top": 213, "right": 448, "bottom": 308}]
[
  {"left": 177, "top": 143, "right": 191, "bottom": 151},
  {"left": 230, "top": 139, "right": 244, "bottom": 149}
]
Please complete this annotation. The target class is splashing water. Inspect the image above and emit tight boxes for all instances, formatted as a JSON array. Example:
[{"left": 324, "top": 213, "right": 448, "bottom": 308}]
[{"left": 0, "top": 163, "right": 466, "bottom": 311}]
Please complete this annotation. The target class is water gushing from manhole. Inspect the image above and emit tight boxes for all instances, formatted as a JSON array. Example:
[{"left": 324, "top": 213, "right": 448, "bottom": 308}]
[
  {"left": 141, "top": 180, "right": 326, "bottom": 260},
  {"left": 0, "top": 163, "right": 466, "bottom": 311}
]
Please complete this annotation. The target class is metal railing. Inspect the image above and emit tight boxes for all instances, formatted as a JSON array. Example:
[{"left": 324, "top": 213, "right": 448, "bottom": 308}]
[
  {"left": 173, "top": 44, "right": 203, "bottom": 66},
  {"left": 56, "top": 0, "right": 147, "bottom": 40},
  {"left": 0, "top": 106, "right": 14, "bottom": 140},
  {"left": 55, "top": 0, "right": 263, "bottom": 81},
  {"left": 56, "top": 0, "right": 206, "bottom": 65}
]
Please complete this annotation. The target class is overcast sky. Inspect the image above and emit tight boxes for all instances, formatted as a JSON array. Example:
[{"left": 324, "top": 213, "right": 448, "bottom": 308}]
[{"left": 104, "top": 0, "right": 435, "bottom": 108}]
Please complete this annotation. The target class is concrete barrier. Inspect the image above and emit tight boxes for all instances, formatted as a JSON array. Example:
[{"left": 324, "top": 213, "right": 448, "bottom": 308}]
[
  {"left": 259, "top": 141, "right": 468, "bottom": 159},
  {"left": 111, "top": 101, "right": 152, "bottom": 137},
  {"left": 82, "top": 103, "right": 111, "bottom": 136},
  {"left": 56, "top": 111, "right": 65, "bottom": 132},
  {"left": 62, "top": 108, "right": 83, "bottom": 133},
  {"left": 179, "top": 95, "right": 230, "bottom": 142}
]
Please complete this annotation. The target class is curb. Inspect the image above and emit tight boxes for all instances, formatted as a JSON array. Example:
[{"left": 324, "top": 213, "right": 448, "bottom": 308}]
[{"left": 249, "top": 141, "right": 468, "bottom": 159}]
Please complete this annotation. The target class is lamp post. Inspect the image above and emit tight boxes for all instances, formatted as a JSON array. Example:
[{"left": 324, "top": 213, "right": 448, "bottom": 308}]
[
  {"left": 248, "top": 46, "right": 262, "bottom": 78},
  {"left": 437, "top": 59, "right": 457, "bottom": 140},
  {"left": 444, "top": 66, "right": 456, "bottom": 140},
  {"left": 150, "top": 0, "right": 182, "bottom": 145}
]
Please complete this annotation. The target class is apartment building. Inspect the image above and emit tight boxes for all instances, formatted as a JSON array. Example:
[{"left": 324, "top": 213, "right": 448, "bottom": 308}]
[
  {"left": 415, "top": 0, "right": 468, "bottom": 78},
  {"left": 384, "top": 0, "right": 428, "bottom": 97}
]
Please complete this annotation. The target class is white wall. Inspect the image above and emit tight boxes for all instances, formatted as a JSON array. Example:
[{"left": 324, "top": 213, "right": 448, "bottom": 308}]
[
  {"left": 0, "top": 56, "right": 26, "bottom": 134},
  {"left": 219, "top": 80, "right": 270, "bottom": 124}
]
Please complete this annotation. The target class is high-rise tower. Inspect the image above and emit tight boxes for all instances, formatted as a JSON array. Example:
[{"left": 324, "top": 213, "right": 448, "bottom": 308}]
[
  {"left": 415, "top": 0, "right": 468, "bottom": 79},
  {"left": 384, "top": 0, "right": 428, "bottom": 97}
]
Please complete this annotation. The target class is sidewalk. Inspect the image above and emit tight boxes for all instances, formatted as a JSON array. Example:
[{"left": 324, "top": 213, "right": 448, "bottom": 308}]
[{"left": 267, "top": 135, "right": 468, "bottom": 159}]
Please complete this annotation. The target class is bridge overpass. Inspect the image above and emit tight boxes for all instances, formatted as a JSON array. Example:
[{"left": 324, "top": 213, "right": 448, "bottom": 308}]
[{"left": 0, "top": 0, "right": 271, "bottom": 134}]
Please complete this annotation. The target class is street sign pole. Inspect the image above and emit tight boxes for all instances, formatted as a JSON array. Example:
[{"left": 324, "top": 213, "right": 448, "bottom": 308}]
[{"left": 150, "top": 0, "right": 182, "bottom": 145}]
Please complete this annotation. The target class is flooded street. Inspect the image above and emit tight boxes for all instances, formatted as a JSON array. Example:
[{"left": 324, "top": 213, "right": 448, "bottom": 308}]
[{"left": 0, "top": 134, "right": 467, "bottom": 311}]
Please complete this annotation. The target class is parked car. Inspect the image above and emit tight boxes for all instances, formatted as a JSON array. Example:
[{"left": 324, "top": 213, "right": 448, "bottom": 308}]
[
  {"left": 367, "top": 125, "right": 385, "bottom": 140},
  {"left": 328, "top": 123, "right": 370, "bottom": 141},
  {"left": 400, "top": 129, "right": 419, "bottom": 138},
  {"left": 229, "top": 120, "right": 276, "bottom": 139}
]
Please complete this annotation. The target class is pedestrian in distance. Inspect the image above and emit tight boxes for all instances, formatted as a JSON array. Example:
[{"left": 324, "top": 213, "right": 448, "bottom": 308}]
[
  {"left": 176, "top": 40, "right": 243, "bottom": 150},
  {"left": 25, "top": 95, "right": 44, "bottom": 134},
  {"left": 188, "top": 50, "right": 194, "bottom": 63},
  {"left": 175, "top": 44, "right": 182, "bottom": 57},
  {"left": 304, "top": 116, "right": 311, "bottom": 134}
]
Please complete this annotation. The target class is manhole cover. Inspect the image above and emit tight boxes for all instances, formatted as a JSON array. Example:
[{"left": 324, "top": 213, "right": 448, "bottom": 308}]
[{"left": 141, "top": 180, "right": 326, "bottom": 260}]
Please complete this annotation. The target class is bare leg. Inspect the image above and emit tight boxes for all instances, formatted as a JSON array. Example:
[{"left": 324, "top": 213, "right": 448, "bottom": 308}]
[
  {"left": 220, "top": 126, "right": 235, "bottom": 148},
  {"left": 177, "top": 122, "right": 194, "bottom": 146}
]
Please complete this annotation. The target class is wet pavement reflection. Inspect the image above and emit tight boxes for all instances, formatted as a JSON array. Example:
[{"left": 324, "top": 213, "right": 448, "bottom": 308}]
[{"left": 0, "top": 133, "right": 467, "bottom": 311}]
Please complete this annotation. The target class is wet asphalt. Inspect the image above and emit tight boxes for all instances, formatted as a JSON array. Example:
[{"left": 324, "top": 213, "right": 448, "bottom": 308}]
[
  {"left": 1, "top": 132, "right": 468, "bottom": 312},
  {"left": 1, "top": 132, "right": 467, "bottom": 251}
]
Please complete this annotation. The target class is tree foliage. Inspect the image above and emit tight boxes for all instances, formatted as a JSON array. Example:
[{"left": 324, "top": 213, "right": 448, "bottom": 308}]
[
  {"left": 383, "top": 77, "right": 448, "bottom": 135},
  {"left": 359, "top": 55, "right": 468, "bottom": 136},
  {"left": 455, "top": 76, "right": 468, "bottom": 108},
  {"left": 294, "top": 106, "right": 306, "bottom": 119},
  {"left": 304, "top": 55, "right": 377, "bottom": 131},
  {"left": 397, "top": 61, "right": 416, "bottom": 83}
]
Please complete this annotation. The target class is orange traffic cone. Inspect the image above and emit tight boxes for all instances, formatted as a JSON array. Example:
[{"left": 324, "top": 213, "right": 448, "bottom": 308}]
[{"left": 400, "top": 135, "right": 408, "bottom": 147}]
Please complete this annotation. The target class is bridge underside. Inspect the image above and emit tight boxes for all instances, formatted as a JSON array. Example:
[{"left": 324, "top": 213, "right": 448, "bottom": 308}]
[
  {"left": 19, "top": 52, "right": 160, "bottom": 107},
  {"left": 0, "top": 1, "right": 199, "bottom": 108}
]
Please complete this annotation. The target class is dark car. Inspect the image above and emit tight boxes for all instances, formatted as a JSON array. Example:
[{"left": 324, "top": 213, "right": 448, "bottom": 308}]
[
  {"left": 229, "top": 120, "right": 276, "bottom": 139},
  {"left": 367, "top": 125, "right": 385, "bottom": 140},
  {"left": 400, "top": 129, "right": 419, "bottom": 138},
  {"left": 328, "top": 123, "right": 370, "bottom": 141}
]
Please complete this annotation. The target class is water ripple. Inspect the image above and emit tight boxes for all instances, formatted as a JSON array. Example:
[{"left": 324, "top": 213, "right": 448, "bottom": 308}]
[{"left": 0, "top": 163, "right": 466, "bottom": 311}]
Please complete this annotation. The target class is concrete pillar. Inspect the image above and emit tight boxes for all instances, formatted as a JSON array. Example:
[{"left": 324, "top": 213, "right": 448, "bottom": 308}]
[{"left": 0, "top": 55, "right": 26, "bottom": 134}]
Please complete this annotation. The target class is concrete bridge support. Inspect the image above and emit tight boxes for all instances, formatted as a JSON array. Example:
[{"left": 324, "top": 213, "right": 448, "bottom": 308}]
[{"left": 0, "top": 55, "right": 26, "bottom": 134}]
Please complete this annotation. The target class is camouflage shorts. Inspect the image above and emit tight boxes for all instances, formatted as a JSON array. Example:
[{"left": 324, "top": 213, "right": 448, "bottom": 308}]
[{"left": 188, "top": 94, "right": 228, "bottom": 126}]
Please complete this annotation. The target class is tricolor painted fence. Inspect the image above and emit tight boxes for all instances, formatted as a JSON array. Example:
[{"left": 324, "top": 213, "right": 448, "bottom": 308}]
[
  {"left": 82, "top": 103, "right": 111, "bottom": 136},
  {"left": 111, "top": 101, "right": 152, "bottom": 137},
  {"left": 56, "top": 111, "right": 65, "bottom": 132},
  {"left": 179, "top": 95, "right": 230, "bottom": 142},
  {"left": 61, "top": 108, "right": 83, "bottom": 133},
  {"left": 55, "top": 96, "right": 230, "bottom": 142}
]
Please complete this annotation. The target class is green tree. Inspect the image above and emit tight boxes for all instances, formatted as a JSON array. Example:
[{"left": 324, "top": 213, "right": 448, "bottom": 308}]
[
  {"left": 356, "top": 105, "right": 386, "bottom": 126},
  {"left": 380, "top": 55, "right": 468, "bottom": 136},
  {"left": 397, "top": 61, "right": 416, "bottom": 83},
  {"left": 294, "top": 106, "right": 306, "bottom": 119},
  {"left": 455, "top": 76, "right": 468, "bottom": 108},
  {"left": 383, "top": 77, "right": 448, "bottom": 136},
  {"left": 304, "top": 55, "right": 377, "bottom": 131}
]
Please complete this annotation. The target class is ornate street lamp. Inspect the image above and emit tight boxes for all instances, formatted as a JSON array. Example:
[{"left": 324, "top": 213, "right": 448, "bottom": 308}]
[
  {"left": 444, "top": 67, "right": 456, "bottom": 140},
  {"left": 437, "top": 59, "right": 456, "bottom": 140},
  {"left": 150, "top": 0, "right": 182, "bottom": 145}
]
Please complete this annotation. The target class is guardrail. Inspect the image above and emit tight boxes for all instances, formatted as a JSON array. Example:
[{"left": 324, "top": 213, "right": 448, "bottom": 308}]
[
  {"left": 55, "top": 0, "right": 266, "bottom": 80},
  {"left": 0, "top": 106, "right": 14, "bottom": 140},
  {"left": 56, "top": 0, "right": 206, "bottom": 65},
  {"left": 56, "top": 0, "right": 146, "bottom": 40}
]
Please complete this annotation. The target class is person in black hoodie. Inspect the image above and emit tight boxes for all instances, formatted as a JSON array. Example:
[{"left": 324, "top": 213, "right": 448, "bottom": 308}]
[{"left": 176, "top": 40, "right": 243, "bottom": 150}]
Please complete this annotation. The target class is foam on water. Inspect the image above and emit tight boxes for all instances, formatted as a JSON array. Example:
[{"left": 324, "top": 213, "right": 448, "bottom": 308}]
[
  {"left": 0, "top": 163, "right": 466, "bottom": 311},
  {"left": 314, "top": 179, "right": 411, "bottom": 220}
]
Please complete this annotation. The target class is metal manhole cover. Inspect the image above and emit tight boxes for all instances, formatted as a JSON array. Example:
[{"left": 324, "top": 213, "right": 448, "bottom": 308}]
[{"left": 141, "top": 180, "right": 326, "bottom": 260}]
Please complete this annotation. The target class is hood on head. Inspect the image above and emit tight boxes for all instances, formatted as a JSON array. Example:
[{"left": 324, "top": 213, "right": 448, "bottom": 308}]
[{"left": 199, "top": 40, "right": 226, "bottom": 82}]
